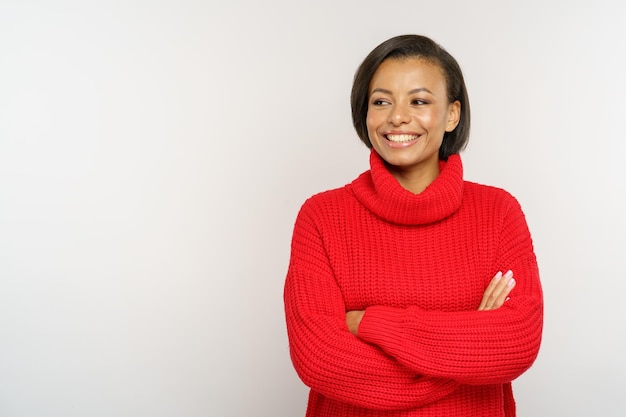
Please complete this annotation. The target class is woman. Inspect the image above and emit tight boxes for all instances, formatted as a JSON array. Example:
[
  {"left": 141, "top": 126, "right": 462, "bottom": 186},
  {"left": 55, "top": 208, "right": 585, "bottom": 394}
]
[{"left": 284, "top": 34, "right": 543, "bottom": 417}]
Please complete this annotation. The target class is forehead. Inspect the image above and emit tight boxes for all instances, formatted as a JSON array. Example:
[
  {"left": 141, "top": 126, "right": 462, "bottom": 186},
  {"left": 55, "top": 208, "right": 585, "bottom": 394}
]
[{"left": 369, "top": 58, "right": 447, "bottom": 92}]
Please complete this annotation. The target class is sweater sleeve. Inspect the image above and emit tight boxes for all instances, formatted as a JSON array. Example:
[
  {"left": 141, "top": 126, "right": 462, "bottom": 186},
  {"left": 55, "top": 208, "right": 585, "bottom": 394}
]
[
  {"left": 284, "top": 203, "right": 459, "bottom": 411},
  {"left": 356, "top": 196, "right": 543, "bottom": 386}
]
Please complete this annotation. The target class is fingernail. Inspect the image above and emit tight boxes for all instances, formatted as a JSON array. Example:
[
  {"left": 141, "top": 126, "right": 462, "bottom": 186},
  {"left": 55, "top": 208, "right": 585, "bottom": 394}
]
[
  {"left": 504, "top": 270, "right": 513, "bottom": 278},
  {"left": 494, "top": 271, "right": 503, "bottom": 280},
  {"left": 507, "top": 278, "right": 516, "bottom": 287},
  {"left": 505, "top": 297, "right": 511, "bottom": 302}
]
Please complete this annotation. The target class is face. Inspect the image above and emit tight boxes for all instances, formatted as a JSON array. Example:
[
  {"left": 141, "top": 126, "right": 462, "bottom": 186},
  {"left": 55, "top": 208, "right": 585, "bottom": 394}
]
[{"left": 366, "top": 58, "right": 460, "bottom": 184}]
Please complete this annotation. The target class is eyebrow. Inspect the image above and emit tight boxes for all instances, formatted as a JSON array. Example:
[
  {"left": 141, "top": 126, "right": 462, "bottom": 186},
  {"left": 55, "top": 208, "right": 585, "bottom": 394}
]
[{"left": 371, "top": 87, "right": 434, "bottom": 95}]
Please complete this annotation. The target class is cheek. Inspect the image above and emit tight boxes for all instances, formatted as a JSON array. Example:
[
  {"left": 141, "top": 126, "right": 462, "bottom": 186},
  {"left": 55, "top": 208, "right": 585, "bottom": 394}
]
[
  {"left": 366, "top": 109, "right": 385, "bottom": 129},
  {"left": 418, "top": 110, "right": 444, "bottom": 130},
  {"left": 365, "top": 112, "right": 376, "bottom": 134}
]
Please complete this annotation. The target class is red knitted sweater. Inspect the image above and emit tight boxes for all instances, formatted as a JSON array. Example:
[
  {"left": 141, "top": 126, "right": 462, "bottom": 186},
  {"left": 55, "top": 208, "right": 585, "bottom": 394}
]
[{"left": 284, "top": 150, "right": 543, "bottom": 417}]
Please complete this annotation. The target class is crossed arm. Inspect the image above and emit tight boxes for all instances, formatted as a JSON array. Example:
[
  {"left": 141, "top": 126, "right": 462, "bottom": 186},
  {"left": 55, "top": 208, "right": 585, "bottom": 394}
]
[
  {"left": 346, "top": 270, "right": 516, "bottom": 335},
  {"left": 285, "top": 198, "right": 542, "bottom": 409}
]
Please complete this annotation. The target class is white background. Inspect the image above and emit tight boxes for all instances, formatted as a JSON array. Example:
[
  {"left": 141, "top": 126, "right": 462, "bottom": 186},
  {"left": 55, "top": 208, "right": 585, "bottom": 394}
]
[{"left": 1, "top": 1, "right": 625, "bottom": 416}]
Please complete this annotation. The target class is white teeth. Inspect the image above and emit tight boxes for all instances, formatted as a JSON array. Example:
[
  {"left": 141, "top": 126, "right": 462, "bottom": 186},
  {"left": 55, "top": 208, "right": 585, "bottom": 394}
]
[{"left": 386, "top": 134, "right": 418, "bottom": 143}]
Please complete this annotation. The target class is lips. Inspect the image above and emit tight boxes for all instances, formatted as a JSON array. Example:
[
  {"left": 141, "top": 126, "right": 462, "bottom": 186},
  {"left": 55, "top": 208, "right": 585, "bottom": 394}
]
[{"left": 385, "top": 133, "right": 420, "bottom": 143}]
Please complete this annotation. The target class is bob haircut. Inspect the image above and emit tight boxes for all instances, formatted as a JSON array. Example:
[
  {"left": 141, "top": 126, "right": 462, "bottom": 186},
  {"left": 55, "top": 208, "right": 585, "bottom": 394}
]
[{"left": 350, "top": 34, "right": 470, "bottom": 160}]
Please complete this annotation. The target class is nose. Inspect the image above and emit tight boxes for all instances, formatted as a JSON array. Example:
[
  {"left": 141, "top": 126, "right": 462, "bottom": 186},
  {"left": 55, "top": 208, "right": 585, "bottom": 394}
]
[{"left": 388, "top": 104, "right": 411, "bottom": 125}]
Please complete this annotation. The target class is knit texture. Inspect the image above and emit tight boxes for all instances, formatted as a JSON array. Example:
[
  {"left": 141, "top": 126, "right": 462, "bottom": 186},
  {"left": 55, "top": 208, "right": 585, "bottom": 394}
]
[{"left": 284, "top": 150, "right": 543, "bottom": 417}]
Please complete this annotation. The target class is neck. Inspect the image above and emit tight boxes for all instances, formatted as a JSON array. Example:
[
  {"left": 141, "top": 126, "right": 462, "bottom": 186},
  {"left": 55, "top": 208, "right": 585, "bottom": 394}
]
[{"left": 386, "top": 163, "right": 440, "bottom": 194}]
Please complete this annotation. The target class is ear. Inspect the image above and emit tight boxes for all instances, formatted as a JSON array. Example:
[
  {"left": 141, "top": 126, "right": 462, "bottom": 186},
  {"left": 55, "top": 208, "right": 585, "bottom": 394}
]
[{"left": 445, "top": 100, "right": 461, "bottom": 132}]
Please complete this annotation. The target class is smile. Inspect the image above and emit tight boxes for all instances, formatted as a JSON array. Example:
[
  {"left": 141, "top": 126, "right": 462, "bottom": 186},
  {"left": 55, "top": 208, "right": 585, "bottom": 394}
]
[{"left": 385, "top": 134, "right": 420, "bottom": 143}]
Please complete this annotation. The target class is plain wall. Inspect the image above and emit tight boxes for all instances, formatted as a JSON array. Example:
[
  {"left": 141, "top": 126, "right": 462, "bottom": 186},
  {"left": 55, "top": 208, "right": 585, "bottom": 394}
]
[{"left": 1, "top": 0, "right": 625, "bottom": 416}]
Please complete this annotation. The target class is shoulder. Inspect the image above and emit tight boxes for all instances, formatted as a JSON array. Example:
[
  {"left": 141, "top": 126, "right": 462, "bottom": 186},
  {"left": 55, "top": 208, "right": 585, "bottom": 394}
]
[
  {"left": 297, "top": 184, "right": 355, "bottom": 221},
  {"left": 463, "top": 181, "right": 524, "bottom": 215},
  {"left": 464, "top": 180, "right": 517, "bottom": 200},
  {"left": 289, "top": 185, "right": 360, "bottom": 241},
  {"left": 462, "top": 181, "right": 533, "bottom": 240}
]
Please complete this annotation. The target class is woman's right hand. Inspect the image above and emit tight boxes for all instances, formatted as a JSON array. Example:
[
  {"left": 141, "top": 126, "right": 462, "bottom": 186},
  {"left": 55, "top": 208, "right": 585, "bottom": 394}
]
[{"left": 478, "top": 270, "right": 515, "bottom": 311}]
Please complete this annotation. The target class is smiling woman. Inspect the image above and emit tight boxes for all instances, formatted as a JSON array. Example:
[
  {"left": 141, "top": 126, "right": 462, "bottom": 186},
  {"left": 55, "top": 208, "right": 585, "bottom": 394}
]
[
  {"left": 283, "top": 34, "right": 543, "bottom": 417},
  {"left": 365, "top": 58, "right": 460, "bottom": 193}
]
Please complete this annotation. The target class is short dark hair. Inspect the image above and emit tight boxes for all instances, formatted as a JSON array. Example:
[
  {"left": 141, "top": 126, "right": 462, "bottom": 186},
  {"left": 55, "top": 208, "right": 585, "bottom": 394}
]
[{"left": 350, "top": 34, "right": 470, "bottom": 160}]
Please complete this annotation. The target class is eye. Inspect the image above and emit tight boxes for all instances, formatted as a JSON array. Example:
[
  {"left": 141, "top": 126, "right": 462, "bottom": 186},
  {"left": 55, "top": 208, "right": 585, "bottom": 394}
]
[
  {"left": 411, "top": 99, "right": 428, "bottom": 105},
  {"left": 371, "top": 98, "right": 390, "bottom": 106}
]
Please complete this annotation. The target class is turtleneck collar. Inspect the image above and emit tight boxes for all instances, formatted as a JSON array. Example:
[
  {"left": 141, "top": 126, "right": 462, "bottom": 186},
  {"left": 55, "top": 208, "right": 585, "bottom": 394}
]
[{"left": 349, "top": 150, "right": 464, "bottom": 225}]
